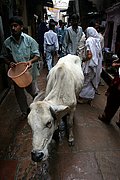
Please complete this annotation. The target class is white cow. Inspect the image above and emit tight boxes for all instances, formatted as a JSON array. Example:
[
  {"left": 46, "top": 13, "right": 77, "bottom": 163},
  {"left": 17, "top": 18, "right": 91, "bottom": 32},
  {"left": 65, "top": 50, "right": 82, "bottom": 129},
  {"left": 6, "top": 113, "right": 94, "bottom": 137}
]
[{"left": 28, "top": 54, "right": 84, "bottom": 161}]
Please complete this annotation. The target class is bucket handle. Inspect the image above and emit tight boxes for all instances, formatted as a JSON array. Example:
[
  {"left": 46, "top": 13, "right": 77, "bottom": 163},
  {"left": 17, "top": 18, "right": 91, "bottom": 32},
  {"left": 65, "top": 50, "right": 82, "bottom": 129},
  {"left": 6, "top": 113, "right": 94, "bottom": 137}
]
[{"left": 8, "top": 63, "right": 29, "bottom": 79}]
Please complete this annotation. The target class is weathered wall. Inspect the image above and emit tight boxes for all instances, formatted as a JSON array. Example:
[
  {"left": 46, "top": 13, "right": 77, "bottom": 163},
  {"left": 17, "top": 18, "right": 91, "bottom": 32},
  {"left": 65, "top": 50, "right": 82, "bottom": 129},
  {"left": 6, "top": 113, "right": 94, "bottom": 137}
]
[{"left": 105, "top": 2, "right": 120, "bottom": 52}]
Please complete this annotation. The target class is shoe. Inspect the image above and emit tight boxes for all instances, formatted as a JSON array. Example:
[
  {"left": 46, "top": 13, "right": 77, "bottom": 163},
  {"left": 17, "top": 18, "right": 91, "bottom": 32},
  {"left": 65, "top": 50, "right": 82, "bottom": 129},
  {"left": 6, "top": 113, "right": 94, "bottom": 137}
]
[
  {"left": 95, "top": 90, "right": 101, "bottom": 95},
  {"left": 77, "top": 99, "right": 85, "bottom": 104},
  {"left": 98, "top": 115, "right": 110, "bottom": 125},
  {"left": 77, "top": 98, "right": 92, "bottom": 104},
  {"left": 116, "top": 122, "right": 120, "bottom": 128}
]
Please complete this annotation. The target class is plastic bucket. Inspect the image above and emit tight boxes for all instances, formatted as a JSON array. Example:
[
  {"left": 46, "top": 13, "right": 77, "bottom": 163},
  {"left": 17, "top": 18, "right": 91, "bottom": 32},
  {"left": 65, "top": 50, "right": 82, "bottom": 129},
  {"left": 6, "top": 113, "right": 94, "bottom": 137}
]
[{"left": 7, "top": 62, "right": 32, "bottom": 88}]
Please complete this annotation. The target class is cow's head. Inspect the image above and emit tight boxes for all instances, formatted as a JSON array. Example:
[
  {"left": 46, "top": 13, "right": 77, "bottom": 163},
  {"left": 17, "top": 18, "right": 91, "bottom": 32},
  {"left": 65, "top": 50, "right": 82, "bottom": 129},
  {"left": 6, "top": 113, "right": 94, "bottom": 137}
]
[{"left": 28, "top": 101, "right": 69, "bottom": 162}]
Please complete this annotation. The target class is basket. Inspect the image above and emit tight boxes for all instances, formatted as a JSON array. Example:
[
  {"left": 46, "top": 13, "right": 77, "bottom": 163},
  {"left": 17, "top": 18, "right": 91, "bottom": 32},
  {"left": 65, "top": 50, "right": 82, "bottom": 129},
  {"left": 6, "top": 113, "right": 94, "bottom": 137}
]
[{"left": 7, "top": 62, "right": 32, "bottom": 88}]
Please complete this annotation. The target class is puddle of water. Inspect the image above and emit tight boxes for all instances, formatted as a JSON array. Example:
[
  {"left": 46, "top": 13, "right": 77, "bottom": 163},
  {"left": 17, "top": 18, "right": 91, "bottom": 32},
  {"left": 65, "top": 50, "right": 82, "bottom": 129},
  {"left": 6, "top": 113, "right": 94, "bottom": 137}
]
[{"left": 22, "top": 121, "right": 67, "bottom": 179}]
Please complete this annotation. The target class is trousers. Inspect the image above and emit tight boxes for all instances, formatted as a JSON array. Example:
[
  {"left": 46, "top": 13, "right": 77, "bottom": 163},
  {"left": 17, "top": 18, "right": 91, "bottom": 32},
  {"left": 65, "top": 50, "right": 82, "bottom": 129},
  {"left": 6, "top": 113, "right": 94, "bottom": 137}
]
[
  {"left": 14, "top": 80, "right": 39, "bottom": 114},
  {"left": 45, "top": 45, "right": 55, "bottom": 71}
]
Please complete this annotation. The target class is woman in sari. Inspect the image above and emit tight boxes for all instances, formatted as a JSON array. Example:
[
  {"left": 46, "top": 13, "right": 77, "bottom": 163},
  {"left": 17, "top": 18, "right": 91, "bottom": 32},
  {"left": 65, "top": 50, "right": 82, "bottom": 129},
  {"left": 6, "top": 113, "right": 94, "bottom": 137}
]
[{"left": 78, "top": 27, "right": 102, "bottom": 104}]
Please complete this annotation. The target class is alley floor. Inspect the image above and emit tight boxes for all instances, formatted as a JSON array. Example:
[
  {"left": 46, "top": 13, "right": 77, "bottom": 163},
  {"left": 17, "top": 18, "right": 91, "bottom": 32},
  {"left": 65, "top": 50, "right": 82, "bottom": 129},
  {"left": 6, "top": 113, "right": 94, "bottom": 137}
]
[{"left": 0, "top": 66, "right": 120, "bottom": 180}]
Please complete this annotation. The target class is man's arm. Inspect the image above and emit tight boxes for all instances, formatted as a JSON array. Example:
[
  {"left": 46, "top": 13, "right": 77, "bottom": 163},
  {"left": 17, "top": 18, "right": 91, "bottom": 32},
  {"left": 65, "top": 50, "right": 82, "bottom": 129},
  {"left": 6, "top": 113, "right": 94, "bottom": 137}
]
[
  {"left": 26, "top": 55, "right": 40, "bottom": 68},
  {"left": 27, "top": 37, "right": 40, "bottom": 67}
]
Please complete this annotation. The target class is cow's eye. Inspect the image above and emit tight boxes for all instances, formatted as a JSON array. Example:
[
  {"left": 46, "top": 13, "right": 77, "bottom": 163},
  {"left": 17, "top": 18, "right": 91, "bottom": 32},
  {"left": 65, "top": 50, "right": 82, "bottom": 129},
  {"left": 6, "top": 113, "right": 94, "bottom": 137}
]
[{"left": 46, "top": 121, "right": 52, "bottom": 128}]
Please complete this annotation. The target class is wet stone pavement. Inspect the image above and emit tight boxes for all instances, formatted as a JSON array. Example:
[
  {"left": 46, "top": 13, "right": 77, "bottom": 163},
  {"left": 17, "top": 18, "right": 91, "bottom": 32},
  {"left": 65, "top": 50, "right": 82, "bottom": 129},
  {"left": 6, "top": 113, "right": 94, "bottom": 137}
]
[{"left": 0, "top": 67, "right": 120, "bottom": 180}]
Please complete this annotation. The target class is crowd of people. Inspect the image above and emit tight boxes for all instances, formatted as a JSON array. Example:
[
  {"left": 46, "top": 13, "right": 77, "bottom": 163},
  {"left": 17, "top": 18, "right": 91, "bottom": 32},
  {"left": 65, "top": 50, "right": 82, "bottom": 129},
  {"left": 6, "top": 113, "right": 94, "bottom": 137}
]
[{"left": 0, "top": 14, "right": 120, "bottom": 126}]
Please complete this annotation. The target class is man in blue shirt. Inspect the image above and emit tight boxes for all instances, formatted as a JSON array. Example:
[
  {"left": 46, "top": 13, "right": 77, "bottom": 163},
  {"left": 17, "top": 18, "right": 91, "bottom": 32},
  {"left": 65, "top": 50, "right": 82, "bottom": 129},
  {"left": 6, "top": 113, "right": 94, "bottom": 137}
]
[
  {"left": 1, "top": 16, "right": 40, "bottom": 120},
  {"left": 44, "top": 22, "right": 59, "bottom": 71},
  {"left": 58, "top": 22, "right": 67, "bottom": 57}
]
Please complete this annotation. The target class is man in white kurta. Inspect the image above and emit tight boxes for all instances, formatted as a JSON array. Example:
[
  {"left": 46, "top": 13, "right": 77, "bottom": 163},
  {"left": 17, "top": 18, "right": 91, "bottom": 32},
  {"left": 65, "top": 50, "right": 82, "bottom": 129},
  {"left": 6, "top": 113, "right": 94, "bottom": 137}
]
[{"left": 63, "top": 14, "right": 83, "bottom": 55}]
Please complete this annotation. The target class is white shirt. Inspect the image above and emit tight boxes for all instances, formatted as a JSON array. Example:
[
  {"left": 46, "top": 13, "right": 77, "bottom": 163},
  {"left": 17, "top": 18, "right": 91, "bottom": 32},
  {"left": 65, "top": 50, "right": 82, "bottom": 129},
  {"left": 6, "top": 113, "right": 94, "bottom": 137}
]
[{"left": 44, "top": 30, "right": 59, "bottom": 53}]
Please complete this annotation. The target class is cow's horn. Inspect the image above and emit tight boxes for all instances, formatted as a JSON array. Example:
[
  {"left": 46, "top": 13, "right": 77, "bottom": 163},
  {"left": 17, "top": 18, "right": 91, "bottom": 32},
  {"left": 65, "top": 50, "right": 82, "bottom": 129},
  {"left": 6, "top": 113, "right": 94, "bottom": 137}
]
[{"left": 50, "top": 106, "right": 57, "bottom": 120}]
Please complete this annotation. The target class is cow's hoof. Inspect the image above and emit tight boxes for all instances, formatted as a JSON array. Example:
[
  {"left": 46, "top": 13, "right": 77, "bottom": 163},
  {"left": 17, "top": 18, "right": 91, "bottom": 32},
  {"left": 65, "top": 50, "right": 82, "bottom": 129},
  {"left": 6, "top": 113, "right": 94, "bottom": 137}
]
[{"left": 68, "top": 140, "right": 74, "bottom": 146}]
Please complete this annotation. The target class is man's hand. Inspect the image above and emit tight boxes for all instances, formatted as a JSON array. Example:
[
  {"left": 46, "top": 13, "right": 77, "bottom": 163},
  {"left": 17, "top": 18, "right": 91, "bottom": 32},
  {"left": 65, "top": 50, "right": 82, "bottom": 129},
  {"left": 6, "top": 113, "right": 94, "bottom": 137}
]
[
  {"left": 26, "top": 61, "right": 32, "bottom": 68},
  {"left": 9, "top": 62, "right": 16, "bottom": 68}
]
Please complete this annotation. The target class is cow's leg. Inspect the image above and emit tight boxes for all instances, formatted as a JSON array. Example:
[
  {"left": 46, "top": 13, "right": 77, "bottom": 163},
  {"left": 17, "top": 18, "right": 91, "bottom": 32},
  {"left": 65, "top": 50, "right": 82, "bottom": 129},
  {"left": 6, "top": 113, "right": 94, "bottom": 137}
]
[{"left": 67, "top": 109, "right": 75, "bottom": 146}]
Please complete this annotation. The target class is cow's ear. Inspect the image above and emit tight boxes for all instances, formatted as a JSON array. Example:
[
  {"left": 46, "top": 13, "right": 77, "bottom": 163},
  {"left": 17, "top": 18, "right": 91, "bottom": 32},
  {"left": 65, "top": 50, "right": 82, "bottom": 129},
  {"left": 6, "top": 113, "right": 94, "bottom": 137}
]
[
  {"left": 50, "top": 105, "right": 70, "bottom": 119},
  {"left": 33, "top": 91, "right": 45, "bottom": 102}
]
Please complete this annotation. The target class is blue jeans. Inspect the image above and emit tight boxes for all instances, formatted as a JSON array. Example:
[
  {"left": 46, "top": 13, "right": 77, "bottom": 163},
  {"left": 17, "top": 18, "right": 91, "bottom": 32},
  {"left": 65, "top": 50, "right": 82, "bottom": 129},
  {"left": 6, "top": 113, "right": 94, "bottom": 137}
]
[{"left": 46, "top": 45, "right": 55, "bottom": 71}]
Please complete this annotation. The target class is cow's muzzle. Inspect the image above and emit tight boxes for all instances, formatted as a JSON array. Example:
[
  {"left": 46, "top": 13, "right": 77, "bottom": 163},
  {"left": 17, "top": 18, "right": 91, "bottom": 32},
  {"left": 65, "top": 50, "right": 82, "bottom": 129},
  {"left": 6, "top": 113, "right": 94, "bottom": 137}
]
[{"left": 31, "top": 150, "right": 44, "bottom": 162}]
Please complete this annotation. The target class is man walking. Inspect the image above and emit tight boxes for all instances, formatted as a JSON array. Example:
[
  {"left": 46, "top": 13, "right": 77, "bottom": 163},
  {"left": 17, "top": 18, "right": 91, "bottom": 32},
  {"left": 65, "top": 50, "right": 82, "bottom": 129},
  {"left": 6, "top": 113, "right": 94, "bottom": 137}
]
[
  {"left": 44, "top": 21, "right": 59, "bottom": 71},
  {"left": 63, "top": 14, "right": 83, "bottom": 55},
  {"left": 1, "top": 16, "right": 40, "bottom": 120}
]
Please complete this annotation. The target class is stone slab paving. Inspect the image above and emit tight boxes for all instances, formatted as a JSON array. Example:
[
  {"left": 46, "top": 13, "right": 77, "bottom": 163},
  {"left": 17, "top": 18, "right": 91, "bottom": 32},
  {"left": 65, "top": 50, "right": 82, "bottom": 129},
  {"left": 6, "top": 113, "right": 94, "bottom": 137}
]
[
  {"left": 0, "top": 68, "right": 120, "bottom": 179},
  {"left": 0, "top": 160, "right": 18, "bottom": 179}
]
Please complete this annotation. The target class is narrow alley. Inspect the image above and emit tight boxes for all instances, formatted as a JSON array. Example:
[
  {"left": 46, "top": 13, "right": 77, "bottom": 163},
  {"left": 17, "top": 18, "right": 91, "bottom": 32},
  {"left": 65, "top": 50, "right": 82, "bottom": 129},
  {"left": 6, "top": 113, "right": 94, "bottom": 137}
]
[
  {"left": 0, "top": 0, "right": 120, "bottom": 179},
  {"left": 0, "top": 66, "right": 120, "bottom": 180}
]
